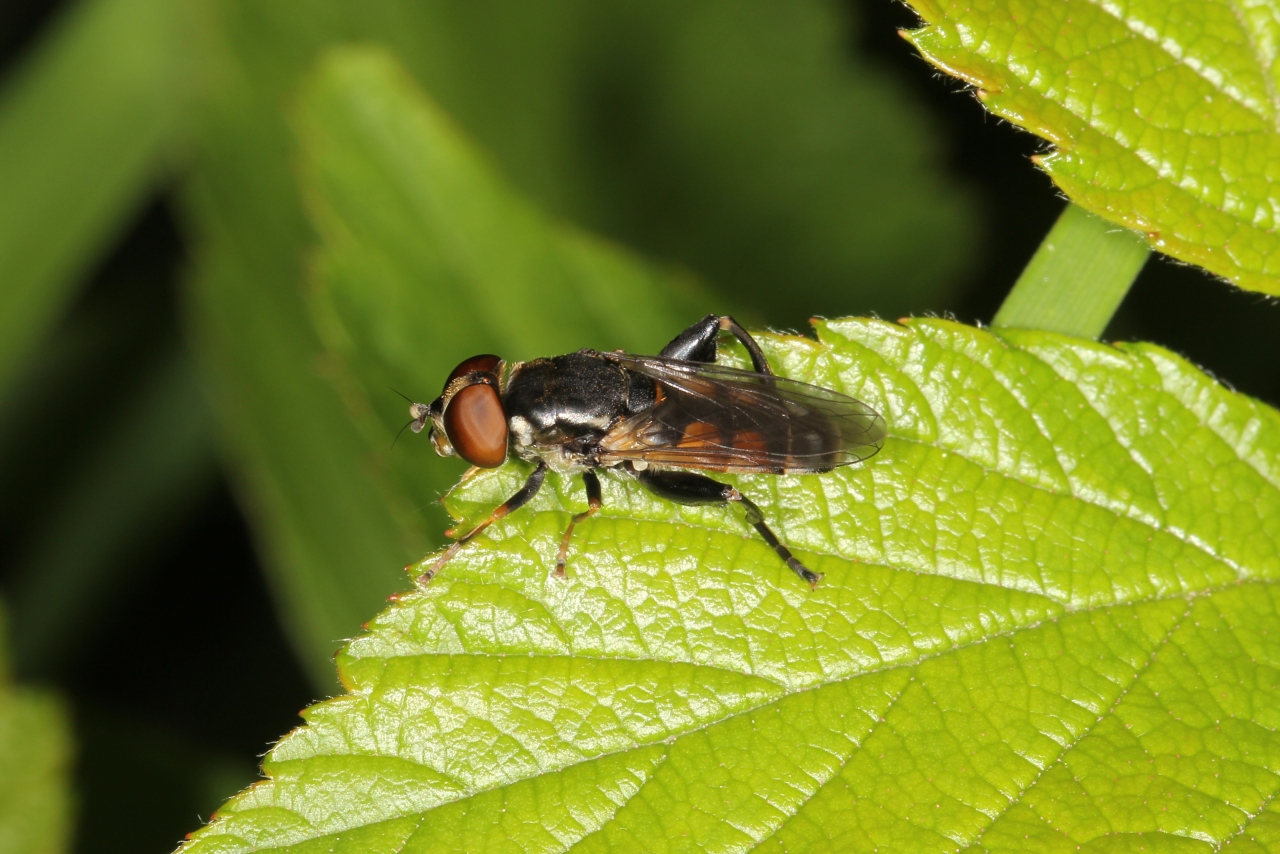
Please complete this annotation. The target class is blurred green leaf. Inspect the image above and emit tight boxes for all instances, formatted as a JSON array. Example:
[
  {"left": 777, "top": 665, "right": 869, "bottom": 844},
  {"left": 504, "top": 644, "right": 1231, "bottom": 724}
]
[
  {"left": 579, "top": 0, "right": 975, "bottom": 324},
  {"left": 298, "top": 47, "right": 696, "bottom": 523},
  {"left": 352, "top": 0, "right": 977, "bottom": 326},
  {"left": 0, "top": 0, "right": 189, "bottom": 395},
  {"left": 181, "top": 318, "right": 1280, "bottom": 852},
  {"left": 0, "top": 603, "right": 73, "bottom": 854},
  {"left": 180, "top": 5, "right": 415, "bottom": 688},
  {"left": 904, "top": 0, "right": 1280, "bottom": 293}
]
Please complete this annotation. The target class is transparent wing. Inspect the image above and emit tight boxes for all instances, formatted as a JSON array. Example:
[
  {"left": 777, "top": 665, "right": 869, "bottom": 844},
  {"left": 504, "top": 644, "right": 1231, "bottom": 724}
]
[{"left": 597, "top": 353, "right": 886, "bottom": 474}]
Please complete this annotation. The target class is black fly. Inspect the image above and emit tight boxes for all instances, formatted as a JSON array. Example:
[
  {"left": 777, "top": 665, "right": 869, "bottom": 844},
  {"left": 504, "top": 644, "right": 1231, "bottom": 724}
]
[{"left": 408, "top": 315, "right": 885, "bottom": 588}]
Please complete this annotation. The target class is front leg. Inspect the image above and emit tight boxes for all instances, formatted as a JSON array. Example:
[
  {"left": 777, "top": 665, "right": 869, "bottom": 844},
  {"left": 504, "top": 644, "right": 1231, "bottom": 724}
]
[
  {"left": 659, "top": 314, "right": 773, "bottom": 375},
  {"left": 633, "top": 466, "right": 820, "bottom": 588},
  {"left": 412, "top": 461, "right": 547, "bottom": 584}
]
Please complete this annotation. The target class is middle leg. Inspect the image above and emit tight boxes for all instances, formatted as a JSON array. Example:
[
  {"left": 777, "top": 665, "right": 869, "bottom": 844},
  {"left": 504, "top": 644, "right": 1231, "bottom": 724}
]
[
  {"left": 633, "top": 466, "right": 821, "bottom": 588},
  {"left": 555, "top": 470, "right": 602, "bottom": 576}
]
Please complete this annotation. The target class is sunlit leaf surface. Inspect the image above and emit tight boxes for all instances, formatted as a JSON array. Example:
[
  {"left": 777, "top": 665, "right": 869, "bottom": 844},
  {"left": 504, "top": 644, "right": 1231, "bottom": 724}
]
[
  {"left": 182, "top": 318, "right": 1280, "bottom": 853},
  {"left": 904, "top": 0, "right": 1280, "bottom": 293}
]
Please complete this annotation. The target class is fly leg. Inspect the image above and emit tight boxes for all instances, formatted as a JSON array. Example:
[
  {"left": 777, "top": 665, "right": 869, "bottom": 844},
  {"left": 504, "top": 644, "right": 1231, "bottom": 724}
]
[
  {"left": 659, "top": 314, "right": 773, "bottom": 375},
  {"left": 632, "top": 467, "right": 820, "bottom": 588},
  {"left": 413, "top": 461, "right": 547, "bottom": 585},
  {"left": 554, "top": 470, "right": 602, "bottom": 577}
]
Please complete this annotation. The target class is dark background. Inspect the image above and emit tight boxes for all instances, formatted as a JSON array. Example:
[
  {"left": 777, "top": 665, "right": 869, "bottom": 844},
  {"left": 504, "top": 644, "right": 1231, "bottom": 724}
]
[{"left": 1, "top": 1, "right": 1276, "bottom": 852}]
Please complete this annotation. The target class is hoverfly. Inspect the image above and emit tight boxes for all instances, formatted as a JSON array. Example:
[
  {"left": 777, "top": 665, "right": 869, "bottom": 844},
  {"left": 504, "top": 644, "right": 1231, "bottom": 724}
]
[{"left": 408, "top": 315, "right": 885, "bottom": 588}]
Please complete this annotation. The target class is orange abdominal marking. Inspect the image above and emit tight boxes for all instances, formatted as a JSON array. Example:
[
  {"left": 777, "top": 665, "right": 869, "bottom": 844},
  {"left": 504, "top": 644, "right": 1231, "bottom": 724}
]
[
  {"left": 678, "top": 420, "right": 721, "bottom": 448},
  {"left": 732, "top": 430, "right": 768, "bottom": 452}
]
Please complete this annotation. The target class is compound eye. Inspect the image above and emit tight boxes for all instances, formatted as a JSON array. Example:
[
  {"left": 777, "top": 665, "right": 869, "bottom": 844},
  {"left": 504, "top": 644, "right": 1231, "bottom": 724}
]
[
  {"left": 446, "top": 354, "right": 502, "bottom": 387},
  {"left": 443, "top": 382, "right": 508, "bottom": 468}
]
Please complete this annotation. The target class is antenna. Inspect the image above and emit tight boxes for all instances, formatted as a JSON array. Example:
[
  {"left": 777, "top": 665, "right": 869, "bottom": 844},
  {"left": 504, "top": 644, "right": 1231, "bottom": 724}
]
[
  {"left": 389, "top": 388, "right": 426, "bottom": 450},
  {"left": 391, "top": 418, "right": 417, "bottom": 451}
]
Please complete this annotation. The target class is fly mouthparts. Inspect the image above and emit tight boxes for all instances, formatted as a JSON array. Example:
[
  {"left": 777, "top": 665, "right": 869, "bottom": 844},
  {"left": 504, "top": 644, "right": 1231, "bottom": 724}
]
[{"left": 408, "top": 402, "right": 431, "bottom": 426}]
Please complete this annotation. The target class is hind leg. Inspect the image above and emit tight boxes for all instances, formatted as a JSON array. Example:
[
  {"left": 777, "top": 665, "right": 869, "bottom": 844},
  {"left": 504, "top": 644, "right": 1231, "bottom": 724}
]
[
  {"left": 633, "top": 466, "right": 819, "bottom": 588},
  {"left": 659, "top": 315, "right": 773, "bottom": 375}
]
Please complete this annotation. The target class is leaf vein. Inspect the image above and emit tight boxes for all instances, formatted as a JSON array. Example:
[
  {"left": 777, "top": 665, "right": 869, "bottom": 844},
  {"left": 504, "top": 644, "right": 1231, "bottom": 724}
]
[
  {"left": 251, "top": 580, "right": 1278, "bottom": 852},
  {"left": 962, "top": 598, "right": 1196, "bottom": 851},
  {"left": 746, "top": 677, "right": 915, "bottom": 851},
  {"left": 1225, "top": 0, "right": 1280, "bottom": 133},
  {"left": 1010, "top": 346, "right": 1259, "bottom": 577},
  {"left": 564, "top": 745, "right": 674, "bottom": 852},
  {"left": 894, "top": 433, "right": 1247, "bottom": 594},
  {"left": 1080, "top": 0, "right": 1272, "bottom": 123},
  {"left": 1213, "top": 778, "right": 1280, "bottom": 851},
  {"left": 1134, "top": 346, "right": 1280, "bottom": 497}
]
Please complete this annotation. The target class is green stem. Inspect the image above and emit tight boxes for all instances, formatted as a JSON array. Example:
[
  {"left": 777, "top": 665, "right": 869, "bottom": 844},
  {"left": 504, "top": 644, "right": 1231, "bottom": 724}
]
[{"left": 993, "top": 203, "right": 1150, "bottom": 339}]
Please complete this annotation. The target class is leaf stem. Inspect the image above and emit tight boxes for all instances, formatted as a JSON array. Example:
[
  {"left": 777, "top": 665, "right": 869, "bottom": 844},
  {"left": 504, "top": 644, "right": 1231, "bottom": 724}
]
[{"left": 992, "top": 203, "right": 1150, "bottom": 339}]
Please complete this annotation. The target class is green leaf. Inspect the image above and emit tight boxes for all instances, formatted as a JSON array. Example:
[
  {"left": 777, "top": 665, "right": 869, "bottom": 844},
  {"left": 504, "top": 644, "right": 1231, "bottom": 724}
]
[
  {"left": 903, "top": 0, "right": 1280, "bottom": 294},
  {"left": 0, "top": 0, "right": 189, "bottom": 394},
  {"left": 181, "top": 318, "right": 1280, "bottom": 853},
  {"left": 0, "top": 603, "right": 73, "bottom": 854}
]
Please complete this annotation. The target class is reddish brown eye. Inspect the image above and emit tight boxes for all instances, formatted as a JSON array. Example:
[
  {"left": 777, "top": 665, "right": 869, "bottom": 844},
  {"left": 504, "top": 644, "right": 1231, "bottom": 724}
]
[
  {"left": 446, "top": 354, "right": 502, "bottom": 387},
  {"left": 443, "top": 382, "right": 508, "bottom": 468}
]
